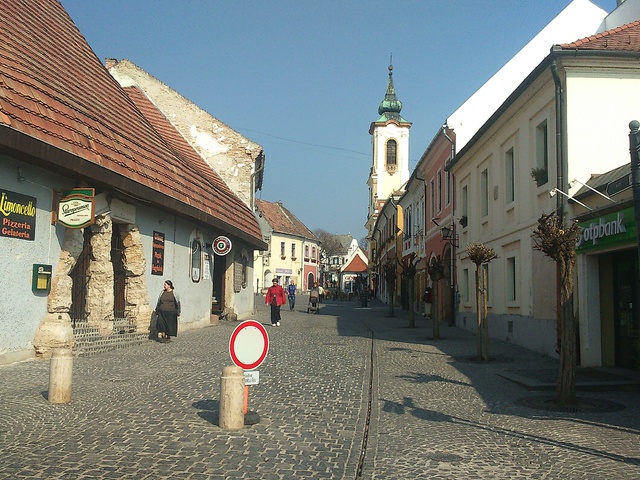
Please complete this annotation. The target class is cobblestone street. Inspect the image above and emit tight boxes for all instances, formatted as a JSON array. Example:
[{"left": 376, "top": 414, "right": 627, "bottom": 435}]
[{"left": 1, "top": 297, "right": 639, "bottom": 479}]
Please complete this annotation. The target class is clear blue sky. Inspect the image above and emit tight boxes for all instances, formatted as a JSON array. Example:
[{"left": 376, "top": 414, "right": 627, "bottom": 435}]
[{"left": 60, "top": 0, "right": 617, "bottom": 241}]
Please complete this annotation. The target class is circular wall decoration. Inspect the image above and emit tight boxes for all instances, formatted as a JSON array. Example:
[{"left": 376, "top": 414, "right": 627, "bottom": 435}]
[{"left": 213, "top": 235, "right": 232, "bottom": 256}]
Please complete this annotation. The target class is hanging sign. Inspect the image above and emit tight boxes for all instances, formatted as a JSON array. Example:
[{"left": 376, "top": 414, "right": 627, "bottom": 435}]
[
  {"left": 213, "top": 235, "right": 232, "bottom": 256},
  {"left": 57, "top": 188, "right": 95, "bottom": 229},
  {"left": 0, "top": 189, "right": 37, "bottom": 241},
  {"left": 151, "top": 231, "right": 165, "bottom": 276}
]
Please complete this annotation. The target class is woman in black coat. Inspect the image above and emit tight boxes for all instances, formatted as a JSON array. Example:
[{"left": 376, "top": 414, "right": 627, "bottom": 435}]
[{"left": 155, "top": 280, "right": 181, "bottom": 343}]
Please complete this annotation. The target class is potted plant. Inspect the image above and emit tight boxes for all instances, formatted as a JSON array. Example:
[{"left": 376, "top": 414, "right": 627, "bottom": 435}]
[{"left": 531, "top": 167, "right": 548, "bottom": 187}]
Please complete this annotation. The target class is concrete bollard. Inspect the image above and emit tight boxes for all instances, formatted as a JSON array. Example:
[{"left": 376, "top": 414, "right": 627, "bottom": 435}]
[
  {"left": 219, "top": 365, "right": 245, "bottom": 430},
  {"left": 48, "top": 348, "right": 73, "bottom": 404}
]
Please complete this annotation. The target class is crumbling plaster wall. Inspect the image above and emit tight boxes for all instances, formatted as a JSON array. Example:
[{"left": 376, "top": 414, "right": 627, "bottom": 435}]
[{"left": 107, "top": 59, "right": 261, "bottom": 208}]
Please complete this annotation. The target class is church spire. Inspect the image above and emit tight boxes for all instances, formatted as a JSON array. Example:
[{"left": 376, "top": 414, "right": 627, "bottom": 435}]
[{"left": 377, "top": 62, "right": 406, "bottom": 122}]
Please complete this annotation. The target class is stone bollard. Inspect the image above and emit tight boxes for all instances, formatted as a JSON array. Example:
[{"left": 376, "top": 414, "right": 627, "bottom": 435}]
[
  {"left": 48, "top": 348, "right": 73, "bottom": 404},
  {"left": 219, "top": 366, "right": 244, "bottom": 430}
]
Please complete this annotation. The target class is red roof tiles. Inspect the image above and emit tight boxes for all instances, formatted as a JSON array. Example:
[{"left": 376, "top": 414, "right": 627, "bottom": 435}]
[
  {"left": 559, "top": 19, "right": 640, "bottom": 51},
  {"left": 255, "top": 199, "right": 318, "bottom": 240},
  {"left": 0, "top": 0, "right": 264, "bottom": 247}
]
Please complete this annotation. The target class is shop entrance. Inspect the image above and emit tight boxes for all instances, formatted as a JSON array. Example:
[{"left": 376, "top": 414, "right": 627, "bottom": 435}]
[{"left": 613, "top": 250, "right": 638, "bottom": 368}]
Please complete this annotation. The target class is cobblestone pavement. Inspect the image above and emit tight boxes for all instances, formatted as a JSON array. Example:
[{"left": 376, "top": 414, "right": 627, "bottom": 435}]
[{"left": 1, "top": 298, "right": 639, "bottom": 479}]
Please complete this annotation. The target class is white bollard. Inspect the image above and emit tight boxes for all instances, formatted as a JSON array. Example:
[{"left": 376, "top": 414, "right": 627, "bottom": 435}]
[
  {"left": 48, "top": 348, "right": 73, "bottom": 404},
  {"left": 219, "top": 366, "right": 244, "bottom": 430}
]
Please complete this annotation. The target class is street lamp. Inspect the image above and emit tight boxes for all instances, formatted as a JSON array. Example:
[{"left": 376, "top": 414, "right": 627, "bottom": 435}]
[{"left": 441, "top": 225, "right": 459, "bottom": 247}]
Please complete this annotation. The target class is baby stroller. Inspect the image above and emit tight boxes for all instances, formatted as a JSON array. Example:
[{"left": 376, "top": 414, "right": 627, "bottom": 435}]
[{"left": 307, "top": 288, "right": 320, "bottom": 314}]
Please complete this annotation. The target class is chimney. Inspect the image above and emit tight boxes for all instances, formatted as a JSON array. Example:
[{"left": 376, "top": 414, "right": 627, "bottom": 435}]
[{"left": 105, "top": 58, "right": 117, "bottom": 69}]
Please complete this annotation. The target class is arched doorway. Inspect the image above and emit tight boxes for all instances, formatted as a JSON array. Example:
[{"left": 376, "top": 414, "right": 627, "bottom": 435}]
[{"left": 307, "top": 272, "right": 315, "bottom": 291}]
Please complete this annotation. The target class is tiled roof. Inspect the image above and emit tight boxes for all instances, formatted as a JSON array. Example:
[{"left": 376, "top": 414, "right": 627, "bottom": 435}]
[
  {"left": 559, "top": 19, "right": 640, "bottom": 51},
  {"left": 0, "top": 0, "right": 264, "bottom": 247},
  {"left": 255, "top": 199, "right": 318, "bottom": 240},
  {"left": 342, "top": 254, "right": 367, "bottom": 273},
  {"left": 124, "top": 87, "right": 262, "bottom": 240}
]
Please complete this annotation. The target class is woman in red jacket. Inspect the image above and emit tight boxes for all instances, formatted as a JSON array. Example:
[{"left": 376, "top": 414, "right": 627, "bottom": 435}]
[{"left": 265, "top": 278, "right": 286, "bottom": 326}]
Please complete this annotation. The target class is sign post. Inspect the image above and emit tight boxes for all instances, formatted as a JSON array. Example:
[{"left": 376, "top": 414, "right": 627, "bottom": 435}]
[{"left": 229, "top": 320, "right": 269, "bottom": 414}]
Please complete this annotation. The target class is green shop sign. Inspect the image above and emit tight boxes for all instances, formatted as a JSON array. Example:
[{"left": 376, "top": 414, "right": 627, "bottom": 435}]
[{"left": 576, "top": 206, "right": 637, "bottom": 253}]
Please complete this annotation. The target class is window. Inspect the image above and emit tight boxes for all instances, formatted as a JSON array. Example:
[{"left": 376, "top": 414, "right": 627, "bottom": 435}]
[
  {"left": 480, "top": 168, "right": 489, "bottom": 217},
  {"left": 507, "top": 256, "right": 517, "bottom": 302},
  {"left": 280, "top": 241, "right": 285, "bottom": 258},
  {"left": 462, "top": 268, "right": 470, "bottom": 302},
  {"left": 312, "top": 246, "right": 317, "bottom": 261},
  {"left": 291, "top": 243, "right": 296, "bottom": 259},
  {"left": 505, "top": 148, "right": 515, "bottom": 204},
  {"left": 535, "top": 121, "right": 549, "bottom": 185},
  {"left": 430, "top": 179, "right": 435, "bottom": 220},
  {"left": 461, "top": 185, "right": 468, "bottom": 228},
  {"left": 446, "top": 171, "right": 452, "bottom": 206},
  {"left": 191, "top": 239, "right": 202, "bottom": 283},
  {"left": 305, "top": 245, "right": 309, "bottom": 259},
  {"left": 386, "top": 139, "right": 397, "bottom": 165},
  {"left": 437, "top": 170, "right": 442, "bottom": 213}
]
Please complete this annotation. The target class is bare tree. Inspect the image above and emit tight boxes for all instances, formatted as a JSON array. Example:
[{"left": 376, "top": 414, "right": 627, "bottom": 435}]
[
  {"left": 314, "top": 229, "right": 343, "bottom": 258},
  {"left": 428, "top": 256, "right": 445, "bottom": 339},
  {"left": 467, "top": 243, "right": 497, "bottom": 361},
  {"left": 400, "top": 256, "right": 419, "bottom": 328},
  {"left": 382, "top": 259, "right": 397, "bottom": 318},
  {"left": 532, "top": 213, "right": 581, "bottom": 405}
]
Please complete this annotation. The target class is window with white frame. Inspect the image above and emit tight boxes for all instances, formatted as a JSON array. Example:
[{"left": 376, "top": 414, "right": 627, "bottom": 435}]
[
  {"left": 280, "top": 241, "right": 285, "bottom": 257},
  {"left": 461, "top": 185, "right": 468, "bottom": 228},
  {"left": 462, "top": 268, "right": 470, "bottom": 302},
  {"left": 505, "top": 147, "right": 515, "bottom": 204},
  {"left": 480, "top": 168, "right": 489, "bottom": 217},
  {"left": 446, "top": 171, "right": 452, "bottom": 206},
  {"left": 506, "top": 256, "right": 517, "bottom": 302},
  {"left": 305, "top": 245, "right": 310, "bottom": 259},
  {"left": 430, "top": 179, "right": 435, "bottom": 220},
  {"left": 535, "top": 120, "right": 549, "bottom": 185},
  {"left": 437, "top": 169, "right": 442, "bottom": 213},
  {"left": 291, "top": 243, "right": 296, "bottom": 259},
  {"left": 386, "top": 139, "right": 397, "bottom": 165}
]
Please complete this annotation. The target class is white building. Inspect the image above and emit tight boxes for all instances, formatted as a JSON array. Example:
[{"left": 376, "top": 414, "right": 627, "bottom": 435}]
[{"left": 447, "top": 17, "right": 640, "bottom": 366}]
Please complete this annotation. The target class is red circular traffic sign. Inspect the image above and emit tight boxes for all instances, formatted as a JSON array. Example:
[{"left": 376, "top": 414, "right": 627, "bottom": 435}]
[
  {"left": 229, "top": 320, "right": 269, "bottom": 370},
  {"left": 213, "top": 235, "right": 232, "bottom": 256}
]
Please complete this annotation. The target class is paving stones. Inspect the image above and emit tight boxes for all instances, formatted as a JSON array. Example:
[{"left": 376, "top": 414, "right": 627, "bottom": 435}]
[{"left": 0, "top": 298, "right": 639, "bottom": 479}]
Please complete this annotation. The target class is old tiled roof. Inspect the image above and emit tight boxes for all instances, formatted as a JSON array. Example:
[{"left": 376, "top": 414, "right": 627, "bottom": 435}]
[
  {"left": 255, "top": 199, "right": 318, "bottom": 240},
  {"left": 0, "top": 0, "right": 264, "bottom": 248},
  {"left": 124, "top": 86, "right": 262, "bottom": 239},
  {"left": 559, "top": 19, "right": 640, "bottom": 51},
  {"left": 342, "top": 254, "right": 367, "bottom": 273}
]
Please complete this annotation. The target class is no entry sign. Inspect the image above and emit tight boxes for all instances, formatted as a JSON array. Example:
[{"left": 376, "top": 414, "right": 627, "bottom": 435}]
[{"left": 229, "top": 320, "right": 269, "bottom": 371}]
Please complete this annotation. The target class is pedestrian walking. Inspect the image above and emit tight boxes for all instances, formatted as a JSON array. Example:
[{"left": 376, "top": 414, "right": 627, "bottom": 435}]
[
  {"left": 287, "top": 280, "right": 297, "bottom": 310},
  {"left": 155, "top": 280, "right": 180, "bottom": 343},
  {"left": 265, "top": 278, "right": 286, "bottom": 326}
]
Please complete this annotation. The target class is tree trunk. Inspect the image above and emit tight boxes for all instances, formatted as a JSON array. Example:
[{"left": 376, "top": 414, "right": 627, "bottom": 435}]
[
  {"left": 557, "top": 259, "right": 577, "bottom": 405},
  {"left": 476, "top": 267, "right": 482, "bottom": 359},
  {"left": 408, "top": 276, "right": 415, "bottom": 328},
  {"left": 482, "top": 267, "right": 489, "bottom": 361}
]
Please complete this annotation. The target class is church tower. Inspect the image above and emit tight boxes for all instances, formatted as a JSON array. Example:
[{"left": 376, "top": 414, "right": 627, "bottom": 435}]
[{"left": 365, "top": 63, "right": 411, "bottom": 232}]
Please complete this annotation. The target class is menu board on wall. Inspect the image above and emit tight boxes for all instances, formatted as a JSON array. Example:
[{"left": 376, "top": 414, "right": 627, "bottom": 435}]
[
  {"left": 0, "top": 189, "right": 36, "bottom": 241},
  {"left": 152, "top": 231, "right": 164, "bottom": 275}
]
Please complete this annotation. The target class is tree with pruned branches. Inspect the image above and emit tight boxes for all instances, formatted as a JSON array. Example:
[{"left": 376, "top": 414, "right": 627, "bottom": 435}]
[
  {"left": 532, "top": 212, "right": 581, "bottom": 405},
  {"left": 428, "top": 256, "right": 445, "bottom": 339},
  {"left": 467, "top": 243, "right": 497, "bottom": 361},
  {"left": 382, "top": 259, "right": 397, "bottom": 318}
]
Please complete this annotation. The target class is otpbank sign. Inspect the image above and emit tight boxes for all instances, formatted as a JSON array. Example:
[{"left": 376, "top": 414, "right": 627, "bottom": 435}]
[{"left": 576, "top": 206, "right": 637, "bottom": 253}]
